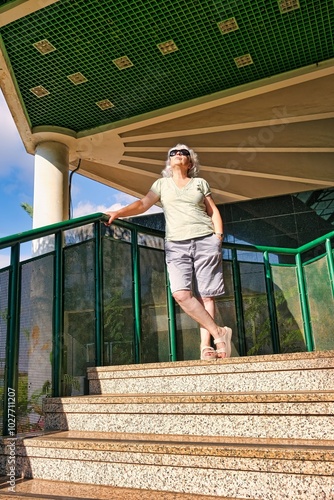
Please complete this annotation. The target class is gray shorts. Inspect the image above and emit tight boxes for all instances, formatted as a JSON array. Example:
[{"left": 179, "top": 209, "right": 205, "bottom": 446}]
[{"left": 164, "top": 234, "right": 225, "bottom": 298}]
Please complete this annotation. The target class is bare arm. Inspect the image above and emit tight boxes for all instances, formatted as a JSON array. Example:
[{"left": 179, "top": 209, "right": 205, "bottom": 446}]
[
  {"left": 204, "top": 195, "right": 224, "bottom": 238},
  {"left": 105, "top": 190, "right": 160, "bottom": 226}
]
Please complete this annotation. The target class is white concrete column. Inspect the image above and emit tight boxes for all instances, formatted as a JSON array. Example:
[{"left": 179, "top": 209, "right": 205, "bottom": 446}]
[
  {"left": 33, "top": 141, "right": 69, "bottom": 229},
  {"left": 28, "top": 141, "right": 70, "bottom": 407}
]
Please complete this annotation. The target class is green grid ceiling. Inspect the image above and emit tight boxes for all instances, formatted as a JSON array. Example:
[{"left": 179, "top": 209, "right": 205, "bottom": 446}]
[{"left": 1, "top": 0, "right": 334, "bottom": 133}]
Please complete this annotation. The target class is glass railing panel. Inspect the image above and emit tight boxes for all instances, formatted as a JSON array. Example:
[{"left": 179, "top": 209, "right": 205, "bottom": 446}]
[
  {"left": 63, "top": 240, "right": 95, "bottom": 395},
  {"left": 30, "top": 235, "right": 55, "bottom": 256},
  {"left": 64, "top": 223, "right": 95, "bottom": 246},
  {"left": 0, "top": 268, "right": 9, "bottom": 435},
  {"left": 107, "top": 225, "right": 131, "bottom": 243},
  {"left": 239, "top": 261, "right": 274, "bottom": 356},
  {"left": 140, "top": 244, "right": 169, "bottom": 363},
  {"left": 271, "top": 264, "right": 306, "bottom": 352},
  {"left": 103, "top": 237, "right": 134, "bottom": 365},
  {"left": 138, "top": 232, "right": 164, "bottom": 250},
  {"left": 17, "top": 256, "right": 53, "bottom": 432},
  {"left": 304, "top": 254, "right": 334, "bottom": 351},
  {"left": 175, "top": 303, "right": 199, "bottom": 361}
]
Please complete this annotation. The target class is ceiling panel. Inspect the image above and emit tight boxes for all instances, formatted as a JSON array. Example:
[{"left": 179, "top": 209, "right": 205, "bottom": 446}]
[{"left": 1, "top": 0, "right": 333, "bottom": 133}]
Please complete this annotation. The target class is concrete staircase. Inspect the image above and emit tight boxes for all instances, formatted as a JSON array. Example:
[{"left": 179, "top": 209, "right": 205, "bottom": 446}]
[{"left": 1, "top": 351, "right": 334, "bottom": 499}]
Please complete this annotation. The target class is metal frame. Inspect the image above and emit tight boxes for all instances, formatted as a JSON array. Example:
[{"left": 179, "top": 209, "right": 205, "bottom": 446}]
[{"left": 1, "top": 214, "right": 334, "bottom": 435}]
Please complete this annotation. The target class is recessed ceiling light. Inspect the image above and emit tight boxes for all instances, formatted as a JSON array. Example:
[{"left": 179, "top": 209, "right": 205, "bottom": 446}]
[
  {"left": 278, "top": 0, "right": 300, "bottom": 13},
  {"left": 30, "top": 85, "right": 50, "bottom": 98},
  {"left": 68, "top": 72, "right": 88, "bottom": 85},
  {"left": 33, "top": 39, "right": 56, "bottom": 55},
  {"left": 96, "top": 99, "right": 114, "bottom": 110},
  {"left": 113, "top": 56, "right": 133, "bottom": 70},
  {"left": 157, "top": 40, "right": 178, "bottom": 55},
  {"left": 217, "top": 18, "right": 239, "bottom": 34},
  {"left": 234, "top": 54, "right": 253, "bottom": 68}
]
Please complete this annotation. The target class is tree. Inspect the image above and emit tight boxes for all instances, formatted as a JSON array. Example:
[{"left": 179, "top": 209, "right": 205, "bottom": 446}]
[{"left": 20, "top": 202, "right": 33, "bottom": 218}]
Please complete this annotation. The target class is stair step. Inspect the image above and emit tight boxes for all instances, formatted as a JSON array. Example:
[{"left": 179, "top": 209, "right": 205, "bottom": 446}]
[
  {"left": 87, "top": 351, "right": 334, "bottom": 395},
  {"left": 1, "top": 431, "right": 334, "bottom": 499},
  {"left": 46, "top": 390, "right": 334, "bottom": 405},
  {"left": 0, "top": 477, "right": 249, "bottom": 500},
  {"left": 44, "top": 391, "right": 334, "bottom": 440},
  {"left": 2, "top": 351, "right": 334, "bottom": 499}
]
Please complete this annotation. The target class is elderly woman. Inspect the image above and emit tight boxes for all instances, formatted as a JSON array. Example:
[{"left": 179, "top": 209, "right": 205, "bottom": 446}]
[{"left": 105, "top": 144, "right": 232, "bottom": 360}]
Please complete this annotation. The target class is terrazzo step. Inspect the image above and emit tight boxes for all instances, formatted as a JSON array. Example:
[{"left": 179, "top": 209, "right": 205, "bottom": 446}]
[
  {"left": 1, "top": 431, "right": 334, "bottom": 500},
  {"left": 43, "top": 391, "right": 334, "bottom": 441},
  {"left": 87, "top": 351, "right": 334, "bottom": 395},
  {"left": 0, "top": 477, "right": 246, "bottom": 500}
]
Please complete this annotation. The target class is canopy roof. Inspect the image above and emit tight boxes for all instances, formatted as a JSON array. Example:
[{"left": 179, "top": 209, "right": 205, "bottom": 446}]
[{"left": 1, "top": 0, "right": 334, "bottom": 203}]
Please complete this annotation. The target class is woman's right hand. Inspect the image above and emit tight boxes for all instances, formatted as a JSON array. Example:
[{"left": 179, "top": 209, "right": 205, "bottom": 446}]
[{"left": 104, "top": 211, "right": 119, "bottom": 226}]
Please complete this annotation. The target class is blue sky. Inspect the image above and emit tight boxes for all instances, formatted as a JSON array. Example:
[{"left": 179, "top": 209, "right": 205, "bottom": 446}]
[{"left": 0, "top": 90, "right": 161, "bottom": 265}]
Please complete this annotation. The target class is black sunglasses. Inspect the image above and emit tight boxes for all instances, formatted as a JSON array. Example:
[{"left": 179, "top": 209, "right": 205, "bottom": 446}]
[{"left": 169, "top": 149, "right": 190, "bottom": 157}]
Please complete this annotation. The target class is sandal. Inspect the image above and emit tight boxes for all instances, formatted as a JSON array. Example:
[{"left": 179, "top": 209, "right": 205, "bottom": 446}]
[
  {"left": 200, "top": 346, "right": 218, "bottom": 360},
  {"left": 213, "top": 327, "right": 232, "bottom": 358}
]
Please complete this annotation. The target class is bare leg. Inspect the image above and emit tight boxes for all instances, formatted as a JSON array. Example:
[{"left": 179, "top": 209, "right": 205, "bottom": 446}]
[
  {"left": 173, "top": 290, "right": 230, "bottom": 358},
  {"left": 198, "top": 296, "right": 215, "bottom": 357}
]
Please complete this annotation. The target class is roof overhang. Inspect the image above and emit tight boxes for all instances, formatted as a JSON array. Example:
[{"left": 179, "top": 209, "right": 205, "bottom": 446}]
[{"left": 1, "top": 0, "right": 334, "bottom": 203}]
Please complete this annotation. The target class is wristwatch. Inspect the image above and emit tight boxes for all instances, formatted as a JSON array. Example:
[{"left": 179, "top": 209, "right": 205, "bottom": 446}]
[{"left": 214, "top": 232, "right": 224, "bottom": 238}]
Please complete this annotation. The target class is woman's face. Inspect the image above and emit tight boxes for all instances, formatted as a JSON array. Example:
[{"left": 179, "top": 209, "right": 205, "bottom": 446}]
[{"left": 169, "top": 148, "right": 192, "bottom": 170}]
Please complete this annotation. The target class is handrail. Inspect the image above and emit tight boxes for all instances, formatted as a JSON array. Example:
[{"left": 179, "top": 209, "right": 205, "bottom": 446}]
[
  {"left": 2, "top": 212, "right": 333, "bottom": 258},
  {"left": 223, "top": 229, "right": 334, "bottom": 256},
  {"left": 0, "top": 213, "right": 109, "bottom": 249},
  {"left": 0, "top": 213, "right": 170, "bottom": 250},
  {"left": 297, "top": 230, "right": 334, "bottom": 254}
]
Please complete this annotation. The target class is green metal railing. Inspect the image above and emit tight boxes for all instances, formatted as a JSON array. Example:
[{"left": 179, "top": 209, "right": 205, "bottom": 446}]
[
  {"left": 0, "top": 214, "right": 334, "bottom": 436},
  {"left": 251, "top": 231, "right": 334, "bottom": 353}
]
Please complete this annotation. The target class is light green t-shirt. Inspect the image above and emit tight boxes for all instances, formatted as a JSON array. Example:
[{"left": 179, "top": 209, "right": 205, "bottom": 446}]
[{"left": 150, "top": 177, "right": 214, "bottom": 241}]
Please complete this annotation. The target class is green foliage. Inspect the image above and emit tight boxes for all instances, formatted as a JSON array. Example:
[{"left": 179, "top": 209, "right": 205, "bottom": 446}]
[
  {"left": 62, "top": 373, "right": 81, "bottom": 396},
  {"left": 20, "top": 202, "right": 33, "bottom": 218},
  {"left": 244, "top": 294, "right": 273, "bottom": 356},
  {"left": 103, "top": 291, "right": 133, "bottom": 365},
  {"left": 244, "top": 286, "right": 306, "bottom": 356},
  {"left": 16, "top": 375, "right": 51, "bottom": 432},
  {"left": 104, "top": 291, "right": 125, "bottom": 342}
]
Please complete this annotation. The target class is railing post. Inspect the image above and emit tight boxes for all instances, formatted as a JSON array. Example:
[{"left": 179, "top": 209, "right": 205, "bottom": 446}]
[
  {"left": 231, "top": 248, "right": 247, "bottom": 357},
  {"left": 94, "top": 221, "right": 104, "bottom": 366},
  {"left": 3, "top": 243, "right": 20, "bottom": 435},
  {"left": 131, "top": 228, "right": 142, "bottom": 363},
  {"left": 295, "top": 253, "right": 314, "bottom": 351},
  {"left": 165, "top": 269, "right": 177, "bottom": 361},
  {"left": 325, "top": 238, "right": 334, "bottom": 298},
  {"left": 53, "top": 231, "right": 64, "bottom": 397},
  {"left": 263, "top": 251, "right": 280, "bottom": 354}
]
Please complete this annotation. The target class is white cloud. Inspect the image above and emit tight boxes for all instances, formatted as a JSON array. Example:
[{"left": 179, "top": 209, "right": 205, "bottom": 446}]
[
  {"left": 114, "top": 192, "right": 138, "bottom": 204},
  {"left": 73, "top": 196, "right": 162, "bottom": 219},
  {"left": 73, "top": 201, "right": 111, "bottom": 218},
  {"left": 0, "top": 90, "right": 34, "bottom": 185}
]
